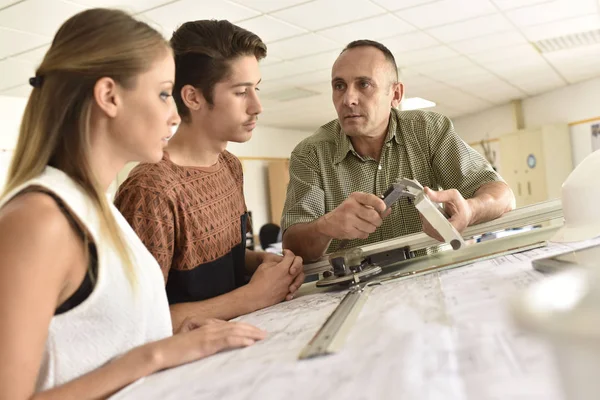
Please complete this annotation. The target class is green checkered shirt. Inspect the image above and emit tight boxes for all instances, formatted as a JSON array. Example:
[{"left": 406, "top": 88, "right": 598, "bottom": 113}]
[{"left": 281, "top": 109, "right": 503, "bottom": 253}]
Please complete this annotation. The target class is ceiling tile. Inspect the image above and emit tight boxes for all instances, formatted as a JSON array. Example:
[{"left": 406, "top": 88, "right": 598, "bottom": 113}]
[
  {"left": 491, "top": 0, "right": 553, "bottom": 11},
  {"left": 371, "top": 0, "right": 443, "bottom": 11},
  {"left": 468, "top": 43, "right": 541, "bottom": 64},
  {"left": 522, "top": 14, "right": 600, "bottom": 41},
  {"left": 317, "top": 14, "right": 415, "bottom": 43},
  {"left": 509, "top": 69, "right": 566, "bottom": 94},
  {"left": 0, "top": 0, "right": 85, "bottom": 37},
  {"left": 237, "top": 15, "right": 307, "bottom": 43},
  {"left": 260, "top": 56, "right": 284, "bottom": 66},
  {"left": 427, "top": 14, "right": 513, "bottom": 43},
  {"left": 65, "top": 0, "right": 173, "bottom": 13},
  {"left": 260, "top": 52, "right": 339, "bottom": 80},
  {"left": 479, "top": 57, "right": 550, "bottom": 78},
  {"left": 0, "top": 0, "right": 20, "bottom": 9},
  {"left": 141, "top": 0, "right": 260, "bottom": 36},
  {"left": 270, "top": 68, "right": 332, "bottom": 86},
  {"left": 0, "top": 83, "right": 31, "bottom": 97},
  {"left": 449, "top": 30, "right": 527, "bottom": 54},
  {"left": 260, "top": 61, "right": 305, "bottom": 80},
  {"left": 544, "top": 43, "right": 600, "bottom": 83},
  {"left": 402, "top": 74, "right": 446, "bottom": 91},
  {"left": 11, "top": 44, "right": 50, "bottom": 66},
  {"left": 0, "top": 28, "right": 49, "bottom": 60},
  {"left": 505, "top": 0, "right": 597, "bottom": 27},
  {"left": 266, "top": 33, "right": 340, "bottom": 59},
  {"left": 229, "top": 0, "right": 311, "bottom": 13},
  {"left": 421, "top": 88, "right": 494, "bottom": 111},
  {"left": 0, "top": 58, "right": 35, "bottom": 91},
  {"left": 271, "top": 0, "right": 385, "bottom": 31},
  {"left": 394, "top": 0, "right": 496, "bottom": 29},
  {"left": 380, "top": 31, "right": 439, "bottom": 53},
  {"left": 396, "top": 45, "right": 459, "bottom": 66},
  {"left": 418, "top": 59, "right": 495, "bottom": 84},
  {"left": 459, "top": 78, "right": 526, "bottom": 102},
  {"left": 415, "top": 56, "right": 476, "bottom": 74}
]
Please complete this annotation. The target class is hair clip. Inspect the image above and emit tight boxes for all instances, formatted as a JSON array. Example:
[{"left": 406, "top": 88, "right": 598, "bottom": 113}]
[{"left": 29, "top": 75, "right": 44, "bottom": 88}]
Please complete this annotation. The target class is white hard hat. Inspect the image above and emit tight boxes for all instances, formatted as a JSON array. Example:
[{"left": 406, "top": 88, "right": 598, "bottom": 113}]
[{"left": 552, "top": 150, "right": 600, "bottom": 243}]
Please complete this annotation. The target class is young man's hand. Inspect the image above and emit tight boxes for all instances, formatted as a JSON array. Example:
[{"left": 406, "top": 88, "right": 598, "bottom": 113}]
[{"left": 247, "top": 250, "right": 304, "bottom": 308}]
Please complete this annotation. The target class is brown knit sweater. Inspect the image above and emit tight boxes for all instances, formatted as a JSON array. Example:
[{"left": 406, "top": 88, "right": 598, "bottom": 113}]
[{"left": 114, "top": 151, "right": 249, "bottom": 304}]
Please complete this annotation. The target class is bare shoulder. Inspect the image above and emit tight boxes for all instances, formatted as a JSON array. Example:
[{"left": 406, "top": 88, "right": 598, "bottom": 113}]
[{"left": 0, "top": 192, "right": 81, "bottom": 273}]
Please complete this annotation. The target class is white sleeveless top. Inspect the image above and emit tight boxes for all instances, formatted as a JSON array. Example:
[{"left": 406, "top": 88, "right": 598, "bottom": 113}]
[{"left": 0, "top": 167, "right": 172, "bottom": 391}]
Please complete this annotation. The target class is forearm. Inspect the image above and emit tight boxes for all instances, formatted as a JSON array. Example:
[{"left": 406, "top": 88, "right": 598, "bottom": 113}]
[
  {"left": 169, "top": 285, "right": 260, "bottom": 327},
  {"left": 31, "top": 342, "right": 161, "bottom": 400},
  {"left": 282, "top": 218, "right": 332, "bottom": 262},
  {"left": 467, "top": 181, "right": 515, "bottom": 226}
]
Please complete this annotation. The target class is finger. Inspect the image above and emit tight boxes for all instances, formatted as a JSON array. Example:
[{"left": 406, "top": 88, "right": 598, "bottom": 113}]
[
  {"left": 355, "top": 207, "right": 384, "bottom": 227},
  {"left": 277, "top": 249, "right": 295, "bottom": 267},
  {"left": 221, "top": 323, "right": 268, "bottom": 341},
  {"left": 288, "top": 271, "right": 305, "bottom": 294},
  {"left": 218, "top": 335, "right": 257, "bottom": 350},
  {"left": 380, "top": 208, "right": 392, "bottom": 218},
  {"left": 424, "top": 187, "right": 458, "bottom": 204},
  {"left": 289, "top": 255, "right": 303, "bottom": 276},
  {"left": 351, "top": 192, "right": 387, "bottom": 213},
  {"left": 351, "top": 217, "right": 378, "bottom": 235}
]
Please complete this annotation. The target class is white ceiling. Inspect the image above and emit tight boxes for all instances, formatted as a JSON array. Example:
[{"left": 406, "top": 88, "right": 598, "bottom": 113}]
[{"left": 1, "top": 0, "right": 600, "bottom": 130}]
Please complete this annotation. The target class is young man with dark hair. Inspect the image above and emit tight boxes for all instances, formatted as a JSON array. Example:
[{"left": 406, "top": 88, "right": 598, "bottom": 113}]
[{"left": 115, "top": 20, "right": 304, "bottom": 329}]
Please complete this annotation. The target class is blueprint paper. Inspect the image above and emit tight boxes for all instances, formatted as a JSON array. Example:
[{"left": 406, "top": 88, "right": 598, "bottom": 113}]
[{"left": 111, "top": 237, "right": 600, "bottom": 400}]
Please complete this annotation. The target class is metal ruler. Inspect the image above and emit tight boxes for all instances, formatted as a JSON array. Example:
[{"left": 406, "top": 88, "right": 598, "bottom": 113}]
[{"left": 298, "top": 284, "right": 372, "bottom": 360}]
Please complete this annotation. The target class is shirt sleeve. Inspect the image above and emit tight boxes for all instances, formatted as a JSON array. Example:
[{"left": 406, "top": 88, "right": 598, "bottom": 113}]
[
  {"left": 280, "top": 146, "right": 326, "bottom": 233},
  {"left": 427, "top": 113, "right": 504, "bottom": 199},
  {"left": 114, "top": 181, "right": 176, "bottom": 284}
]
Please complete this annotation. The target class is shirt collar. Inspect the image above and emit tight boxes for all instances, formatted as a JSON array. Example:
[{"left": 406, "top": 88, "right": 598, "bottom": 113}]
[{"left": 333, "top": 110, "right": 401, "bottom": 165}]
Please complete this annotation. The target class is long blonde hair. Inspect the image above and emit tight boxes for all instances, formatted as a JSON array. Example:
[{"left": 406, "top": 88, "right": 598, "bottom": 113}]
[{"left": 3, "top": 8, "right": 170, "bottom": 285}]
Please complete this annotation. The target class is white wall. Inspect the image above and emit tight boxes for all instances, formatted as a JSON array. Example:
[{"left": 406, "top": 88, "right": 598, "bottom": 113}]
[{"left": 453, "top": 77, "right": 600, "bottom": 167}]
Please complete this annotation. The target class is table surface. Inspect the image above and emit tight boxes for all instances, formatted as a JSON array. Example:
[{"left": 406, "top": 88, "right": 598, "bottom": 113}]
[{"left": 111, "top": 236, "right": 599, "bottom": 400}]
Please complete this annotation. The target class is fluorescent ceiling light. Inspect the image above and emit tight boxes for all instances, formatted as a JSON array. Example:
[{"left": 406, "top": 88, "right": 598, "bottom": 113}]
[{"left": 401, "top": 97, "right": 436, "bottom": 110}]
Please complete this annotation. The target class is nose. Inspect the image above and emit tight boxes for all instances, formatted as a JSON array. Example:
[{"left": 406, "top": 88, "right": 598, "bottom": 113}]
[
  {"left": 343, "top": 85, "right": 358, "bottom": 107},
  {"left": 169, "top": 100, "right": 181, "bottom": 127},
  {"left": 248, "top": 89, "right": 262, "bottom": 116}
]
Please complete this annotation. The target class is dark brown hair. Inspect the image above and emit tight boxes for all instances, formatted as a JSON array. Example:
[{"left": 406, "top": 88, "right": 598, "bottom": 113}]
[
  {"left": 170, "top": 20, "right": 267, "bottom": 121},
  {"left": 341, "top": 39, "right": 398, "bottom": 82},
  {"left": 3, "top": 8, "right": 169, "bottom": 285}
]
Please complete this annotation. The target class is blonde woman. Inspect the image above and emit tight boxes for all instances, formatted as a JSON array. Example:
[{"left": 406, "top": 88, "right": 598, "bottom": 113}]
[{"left": 0, "top": 8, "right": 265, "bottom": 400}]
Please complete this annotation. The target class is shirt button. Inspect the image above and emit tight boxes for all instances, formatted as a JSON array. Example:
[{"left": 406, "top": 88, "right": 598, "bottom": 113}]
[
  {"left": 386, "top": 143, "right": 391, "bottom": 147},
  {"left": 378, "top": 164, "right": 382, "bottom": 170}
]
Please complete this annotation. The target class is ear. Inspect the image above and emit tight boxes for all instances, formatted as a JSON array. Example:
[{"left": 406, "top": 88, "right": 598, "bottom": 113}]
[
  {"left": 390, "top": 82, "right": 404, "bottom": 109},
  {"left": 181, "top": 84, "right": 205, "bottom": 112},
  {"left": 93, "top": 77, "right": 119, "bottom": 118}
]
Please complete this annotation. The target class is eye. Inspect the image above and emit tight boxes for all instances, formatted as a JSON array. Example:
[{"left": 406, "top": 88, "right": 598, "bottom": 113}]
[
  {"left": 236, "top": 90, "right": 248, "bottom": 97},
  {"left": 333, "top": 82, "right": 345, "bottom": 91},
  {"left": 160, "top": 91, "right": 172, "bottom": 101},
  {"left": 359, "top": 81, "right": 371, "bottom": 89}
]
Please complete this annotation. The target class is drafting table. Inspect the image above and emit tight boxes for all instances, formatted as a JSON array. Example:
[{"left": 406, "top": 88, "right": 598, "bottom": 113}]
[{"left": 111, "top": 203, "right": 594, "bottom": 400}]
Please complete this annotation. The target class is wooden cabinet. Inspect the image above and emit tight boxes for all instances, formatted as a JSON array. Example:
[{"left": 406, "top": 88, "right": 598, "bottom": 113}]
[
  {"left": 499, "top": 123, "right": 572, "bottom": 207},
  {"left": 267, "top": 159, "right": 290, "bottom": 225}
]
